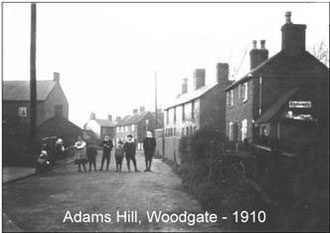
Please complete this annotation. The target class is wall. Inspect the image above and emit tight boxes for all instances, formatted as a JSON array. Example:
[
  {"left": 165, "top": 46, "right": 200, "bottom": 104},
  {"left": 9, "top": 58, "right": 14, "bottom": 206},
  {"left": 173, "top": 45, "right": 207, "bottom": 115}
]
[
  {"left": 226, "top": 79, "right": 254, "bottom": 142},
  {"left": 164, "top": 136, "right": 181, "bottom": 164},
  {"left": 200, "top": 85, "right": 226, "bottom": 134},
  {"left": 44, "top": 83, "right": 69, "bottom": 121}
]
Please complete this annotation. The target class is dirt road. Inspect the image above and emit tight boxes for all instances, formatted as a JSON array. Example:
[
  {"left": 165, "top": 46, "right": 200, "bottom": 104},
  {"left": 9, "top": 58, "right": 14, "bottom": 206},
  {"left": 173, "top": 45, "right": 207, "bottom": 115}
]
[{"left": 2, "top": 151, "right": 222, "bottom": 232}]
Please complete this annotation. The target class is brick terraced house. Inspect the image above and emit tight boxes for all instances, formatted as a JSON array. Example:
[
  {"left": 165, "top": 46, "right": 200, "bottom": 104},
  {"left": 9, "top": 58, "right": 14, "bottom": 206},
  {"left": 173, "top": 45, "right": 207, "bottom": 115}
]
[
  {"left": 225, "top": 12, "right": 329, "bottom": 153},
  {"left": 163, "top": 63, "right": 233, "bottom": 163}
]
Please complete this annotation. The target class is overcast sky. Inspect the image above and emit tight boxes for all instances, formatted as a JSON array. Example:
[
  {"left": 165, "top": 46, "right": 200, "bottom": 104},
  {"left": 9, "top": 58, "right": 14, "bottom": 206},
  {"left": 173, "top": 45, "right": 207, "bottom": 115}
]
[{"left": 3, "top": 3, "right": 329, "bottom": 127}]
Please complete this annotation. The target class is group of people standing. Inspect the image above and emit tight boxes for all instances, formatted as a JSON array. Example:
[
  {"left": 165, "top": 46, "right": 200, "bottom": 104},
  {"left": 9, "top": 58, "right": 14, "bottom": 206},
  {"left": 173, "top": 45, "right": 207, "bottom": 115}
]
[{"left": 73, "top": 131, "right": 156, "bottom": 173}]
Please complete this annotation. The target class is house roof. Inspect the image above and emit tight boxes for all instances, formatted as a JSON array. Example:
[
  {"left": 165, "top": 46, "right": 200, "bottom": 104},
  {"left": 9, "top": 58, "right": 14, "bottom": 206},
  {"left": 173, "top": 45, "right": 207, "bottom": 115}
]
[
  {"left": 225, "top": 51, "right": 329, "bottom": 91},
  {"left": 256, "top": 87, "right": 299, "bottom": 123},
  {"left": 164, "top": 83, "right": 218, "bottom": 110},
  {"left": 3, "top": 80, "right": 57, "bottom": 101},
  {"left": 95, "top": 119, "right": 116, "bottom": 127},
  {"left": 117, "top": 111, "right": 150, "bottom": 126}
]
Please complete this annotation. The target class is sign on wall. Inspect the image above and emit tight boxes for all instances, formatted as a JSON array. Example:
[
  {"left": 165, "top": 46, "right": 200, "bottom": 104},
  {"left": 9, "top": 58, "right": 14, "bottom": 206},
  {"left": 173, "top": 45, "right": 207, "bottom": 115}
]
[
  {"left": 18, "top": 107, "right": 27, "bottom": 117},
  {"left": 289, "top": 101, "right": 312, "bottom": 109}
]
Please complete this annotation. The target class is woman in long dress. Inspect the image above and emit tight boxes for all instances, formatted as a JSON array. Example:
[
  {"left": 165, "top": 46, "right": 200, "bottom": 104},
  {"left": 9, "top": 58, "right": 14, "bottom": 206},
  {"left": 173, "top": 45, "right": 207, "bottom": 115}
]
[{"left": 74, "top": 136, "right": 88, "bottom": 172}]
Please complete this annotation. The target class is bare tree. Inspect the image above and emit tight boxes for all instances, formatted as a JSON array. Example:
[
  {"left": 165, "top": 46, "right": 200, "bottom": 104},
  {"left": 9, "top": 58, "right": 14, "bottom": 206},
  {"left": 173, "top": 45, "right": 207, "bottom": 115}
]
[{"left": 308, "top": 40, "right": 329, "bottom": 67}]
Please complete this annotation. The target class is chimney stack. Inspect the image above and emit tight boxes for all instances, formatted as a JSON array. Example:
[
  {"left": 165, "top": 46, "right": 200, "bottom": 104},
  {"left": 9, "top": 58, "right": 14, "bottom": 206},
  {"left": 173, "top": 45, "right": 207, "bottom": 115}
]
[
  {"left": 193, "top": 69, "right": 205, "bottom": 90},
  {"left": 139, "top": 106, "right": 145, "bottom": 113},
  {"left": 116, "top": 116, "right": 121, "bottom": 122},
  {"left": 216, "top": 63, "right": 229, "bottom": 84},
  {"left": 250, "top": 40, "right": 269, "bottom": 70},
  {"left": 285, "top": 11, "right": 291, "bottom": 24},
  {"left": 108, "top": 114, "right": 112, "bottom": 121},
  {"left": 53, "top": 72, "right": 60, "bottom": 83},
  {"left": 181, "top": 78, "right": 188, "bottom": 94},
  {"left": 133, "top": 109, "right": 138, "bottom": 115},
  {"left": 281, "top": 11, "right": 306, "bottom": 55},
  {"left": 90, "top": 112, "right": 96, "bottom": 120}
]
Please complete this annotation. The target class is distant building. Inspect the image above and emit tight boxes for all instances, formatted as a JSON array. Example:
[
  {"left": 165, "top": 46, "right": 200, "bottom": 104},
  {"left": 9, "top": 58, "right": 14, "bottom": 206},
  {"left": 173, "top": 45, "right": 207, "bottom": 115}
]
[
  {"left": 3, "top": 72, "right": 69, "bottom": 136},
  {"left": 163, "top": 64, "right": 232, "bottom": 163},
  {"left": 84, "top": 113, "right": 116, "bottom": 140},
  {"left": 225, "top": 12, "right": 329, "bottom": 153},
  {"left": 115, "top": 107, "right": 163, "bottom": 149}
]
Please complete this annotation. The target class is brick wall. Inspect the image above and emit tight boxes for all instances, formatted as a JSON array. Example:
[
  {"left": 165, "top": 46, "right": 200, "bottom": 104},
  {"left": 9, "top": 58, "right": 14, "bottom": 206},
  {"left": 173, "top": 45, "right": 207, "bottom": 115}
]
[
  {"left": 44, "top": 83, "right": 69, "bottom": 121},
  {"left": 226, "top": 79, "right": 254, "bottom": 142}
]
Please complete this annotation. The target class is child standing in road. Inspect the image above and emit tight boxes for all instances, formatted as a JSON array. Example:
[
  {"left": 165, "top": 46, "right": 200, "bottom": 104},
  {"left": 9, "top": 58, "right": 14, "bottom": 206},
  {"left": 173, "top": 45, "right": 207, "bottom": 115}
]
[
  {"left": 86, "top": 143, "right": 98, "bottom": 172},
  {"left": 115, "top": 141, "right": 124, "bottom": 172},
  {"left": 123, "top": 135, "right": 139, "bottom": 172}
]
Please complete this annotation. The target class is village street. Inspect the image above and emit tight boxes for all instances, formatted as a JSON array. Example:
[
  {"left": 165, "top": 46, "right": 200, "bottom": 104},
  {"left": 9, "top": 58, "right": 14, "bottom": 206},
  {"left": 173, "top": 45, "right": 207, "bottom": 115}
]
[{"left": 2, "top": 151, "right": 222, "bottom": 232}]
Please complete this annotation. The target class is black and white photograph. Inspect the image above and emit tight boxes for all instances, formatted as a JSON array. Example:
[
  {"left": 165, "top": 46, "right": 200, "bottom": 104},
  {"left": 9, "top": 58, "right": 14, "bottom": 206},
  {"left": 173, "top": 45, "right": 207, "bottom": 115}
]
[{"left": 1, "top": 1, "right": 329, "bottom": 232}]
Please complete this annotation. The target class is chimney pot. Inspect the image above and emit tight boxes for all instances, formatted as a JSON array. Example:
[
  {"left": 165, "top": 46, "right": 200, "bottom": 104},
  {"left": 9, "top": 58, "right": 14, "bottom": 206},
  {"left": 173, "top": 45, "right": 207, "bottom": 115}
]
[
  {"left": 285, "top": 11, "right": 292, "bottom": 24},
  {"left": 108, "top": 114, "right": 112, "bottom": 121},
  {"left": 260, "top": 40, "right": 266, "bottom": 49},
  {"left": 133, "top": 109, "right": 138, "bottom": 115},
  {"left": 250, "top": 41, "right": 269, "bottom": 70},
  {"left": 53, "top": 72, "right": 60, "bottom": 83},
  {"left": 252, "top": 40, "right": 257, "bottom": 49}
]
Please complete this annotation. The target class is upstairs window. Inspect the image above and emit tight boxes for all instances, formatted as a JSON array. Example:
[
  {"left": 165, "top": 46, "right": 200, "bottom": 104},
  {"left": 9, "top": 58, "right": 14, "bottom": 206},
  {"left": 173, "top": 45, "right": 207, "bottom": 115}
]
[
  {"left": 227, "top": 90, "right": 234, "bottom": 107},
  {"left": 54, "top": 105, "right": 63, "bottom": 116},
  {"left": 242, "top": 82, "right": 248, "bottom": 102},
  {"left": 173, "top": 107, "right": 176, "bottom": 124},
  {"left": 191, "top": 100, "right": 195, "bottom": 120}
]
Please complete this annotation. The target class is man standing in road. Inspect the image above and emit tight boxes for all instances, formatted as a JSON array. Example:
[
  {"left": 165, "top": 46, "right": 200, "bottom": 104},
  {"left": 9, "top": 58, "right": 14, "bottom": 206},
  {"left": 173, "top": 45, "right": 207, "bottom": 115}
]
[
  {"left": 143, "top": 131, "right": 156, "bottom": 172},
  {"left": 124, "top": 135, "right": 139, "bottom": 172},
  {"left": 99, "top": 135, "right": 113, "bottom": 171}
]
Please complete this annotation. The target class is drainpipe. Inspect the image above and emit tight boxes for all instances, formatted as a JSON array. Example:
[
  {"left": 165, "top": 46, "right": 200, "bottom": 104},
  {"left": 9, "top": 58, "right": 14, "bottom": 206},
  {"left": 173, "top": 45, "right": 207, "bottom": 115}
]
[{"left": 259, "top": 76, "right": 262, "bottom": 115}]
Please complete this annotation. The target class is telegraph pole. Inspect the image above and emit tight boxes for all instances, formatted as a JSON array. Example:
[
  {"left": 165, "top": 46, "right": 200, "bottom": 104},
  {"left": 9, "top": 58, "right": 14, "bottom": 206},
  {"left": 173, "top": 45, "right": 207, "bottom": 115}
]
[
  {"left": 154, "top": 71, "right": 158, "bottom": 132},
  {"left": 30, "top": 3, "right": 37, "bottom": 138}
]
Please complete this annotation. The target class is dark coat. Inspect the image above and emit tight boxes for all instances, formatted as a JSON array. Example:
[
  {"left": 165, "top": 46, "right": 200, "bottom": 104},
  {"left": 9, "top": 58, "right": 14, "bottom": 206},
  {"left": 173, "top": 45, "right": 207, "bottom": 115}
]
[
  {"left": 100, "top": 140, "right": 113, "bottom": 154},
  {"left": 143, "top": 137, "right": 156, "bottom": 154},
  {"left": 124, "top": 141, "right": 136, "bottom": 156},
  {"left": 86, "top": 146, "right": 98, "bottom": 162}
]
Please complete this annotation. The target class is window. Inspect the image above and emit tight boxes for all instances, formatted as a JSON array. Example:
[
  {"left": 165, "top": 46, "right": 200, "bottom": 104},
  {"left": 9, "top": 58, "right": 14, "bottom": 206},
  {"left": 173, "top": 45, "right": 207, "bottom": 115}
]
[
  {"left": 227, "top": 90, "right": 234, "bottom": 106},
  {"left": 238, "top": 85, "right": 241, "bottom": 99},
  {"left": 242, "top": 82, "right": 248, "bottom": 102},
  {"left": 192, "top": 100, "right": 195, "bottom": 120},
  {"left": 241, "top": 119, "right": 248, "bottom": 141},
  {"left": 54, "top": 105, "right": 63, "bottom": 116},
  {"left": 182, "top": 105, "right": 185, "bottom": 121},
  {"left": 166, "top": 110, "right": 169, "bottom": 126},
  {"left": 173, "top": 107, "right": 176, "bottom": 124},
  {"left": 132, "top": 125, "right": 135, "bottom": 131},
  {"left": 229, "top": 122, "right": 234, "bottom": 141},
  {"left": 125, "top": 126, "right": 128, "bottom": 132},
  {"left": 18, "top": 107, "right": 27, "bottom": 117}
]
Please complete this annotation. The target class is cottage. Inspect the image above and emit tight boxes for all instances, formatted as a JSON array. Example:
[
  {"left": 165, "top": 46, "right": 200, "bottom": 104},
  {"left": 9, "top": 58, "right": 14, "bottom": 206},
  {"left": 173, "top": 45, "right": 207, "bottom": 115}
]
[
  {"left": 163, "top": 63, "right": 232, "bottom": 163},
  {"left": 84, "top": 113, "right": 116, "bottom": 140},
  {"left": 225, "top": 12, "right": 329, "bottom": 153},
  {"left": 3, "top": 72, "right": 68, "bottom": 136}
]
